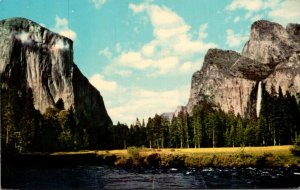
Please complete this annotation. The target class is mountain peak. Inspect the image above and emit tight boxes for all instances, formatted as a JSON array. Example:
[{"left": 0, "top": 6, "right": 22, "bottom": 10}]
[
  {"left": 242, "top": 20, "right": 300, "bottom": 64},
  {"left": 187, "top": 20, "right": 300, "bottom": 118},
  {"left": 0, "top": 17, "right": 73, "bottom": 43},
  {"left": 0, "top": 17, "right": 112, "bottom": 132}
]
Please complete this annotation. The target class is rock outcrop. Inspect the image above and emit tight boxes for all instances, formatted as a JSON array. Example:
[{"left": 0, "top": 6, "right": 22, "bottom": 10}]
[
  {"left": 174, "top": 106, "right": 187, "bottom": 117},
  {"left": 0, "top": 18, "right": 112, "bottom": 127},
  {"left": 160, "top": 112, "right": 174, "bottom": 121},
  {"left": 187, "top": 20, "right": 300, "bottom": 118}
]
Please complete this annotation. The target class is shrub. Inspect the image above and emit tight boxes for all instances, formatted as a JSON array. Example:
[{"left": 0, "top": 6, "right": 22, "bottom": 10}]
[
  {"left": 127, "top": 146, "right": 141, "bottom": 160},
  {"left": 256, "top": 152, "right": 274, "bottom": 167},
  {"left": 147, "top": 153, "right": 161, "bottom": 167},
  {"left": 127, "top": 146, "right": 143, "bottom": 166},
  {"left": 291, "top": 138, "right": 300, "bottom": 156},
  {"left": 162, "top": 154, "right": 186, "bottom": 168}
]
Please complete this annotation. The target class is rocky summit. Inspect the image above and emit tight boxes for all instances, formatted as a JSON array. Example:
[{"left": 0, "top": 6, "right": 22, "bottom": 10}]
[
  {"left": 0, "top": 18, "right": 112, "bottom": 127},
  {"left": 187, "top": 20, "right": 300, "bottom": 118}
]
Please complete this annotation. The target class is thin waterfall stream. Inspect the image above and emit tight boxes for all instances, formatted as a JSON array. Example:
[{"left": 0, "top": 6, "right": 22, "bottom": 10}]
[{"left": 256, "top": 81, "right": 262, "bottom": 117}]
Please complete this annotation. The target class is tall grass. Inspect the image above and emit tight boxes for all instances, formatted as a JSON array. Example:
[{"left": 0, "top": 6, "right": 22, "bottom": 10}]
[{"left": 25, "top": 146, "right": 299, "bottom": 168}]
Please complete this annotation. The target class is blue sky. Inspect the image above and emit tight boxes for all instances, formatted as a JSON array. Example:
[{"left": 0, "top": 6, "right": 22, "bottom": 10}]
[{"left": 1, "top": 0, "right": 300, "bottom": 124}]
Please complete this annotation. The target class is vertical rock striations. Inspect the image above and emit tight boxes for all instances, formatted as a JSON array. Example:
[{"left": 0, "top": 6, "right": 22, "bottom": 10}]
[
  {"left": 0, "top": 18, "right": 112, "bottom": 127},
  {"left": 187, "top": 20, "right": 300, "bottom": 118}
]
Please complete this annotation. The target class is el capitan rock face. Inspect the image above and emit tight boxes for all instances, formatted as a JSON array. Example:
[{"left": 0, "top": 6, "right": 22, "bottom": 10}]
[
  {"left": 0, "top": 17, "right": 112, "bottom": 127},
  {"left": 187, "top": 20, "right": 300, "bottom": 118}
]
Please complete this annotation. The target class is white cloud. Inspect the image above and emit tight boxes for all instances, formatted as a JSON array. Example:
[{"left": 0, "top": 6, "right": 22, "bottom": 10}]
[
  {"left": 99, "top": 47, "right": 112, "bottom": 59},
  {"left": 107, "top": 85, "right": 190, "bottom": 124},
  {"left": 226, "top": 0, "right": 264, "bottom": 12},
  {"left": 268, "top": 0, "right": 300, "bottom": 25},
  {"left": 141, "top": 43, "right": 155, "bottom": 57},
  {"left": 89, "top": 74, "right": 117, "bottom": 92},
  {"left": 179, "top": 60, "right": 203, "bottom": 74},
  {"left": 90, "top": 0, "right": 107, "bottom": 9},
  {"left": 106, "top": 2, "right": 217, "bottom": 77},
  {"left": 53, "top": 16, "right": 76, "bottom": 41},
  {"left": 129, "top": 3, "right": 146, "bottom": 14},
  {"left": 114, "top": 70, "right": 132, "bottom": 77},
  {"left": 226, "top": 29, "right": 248, "bottom": 48},
  {"left": 226, "top": 0, "right": 300, "bottom": 26},
  {"left": 88, "top": 70, "right": 190, "bottom": 124}
]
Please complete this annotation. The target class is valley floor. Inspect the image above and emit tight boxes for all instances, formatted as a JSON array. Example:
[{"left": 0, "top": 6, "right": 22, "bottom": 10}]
[{"left": 11, "top": 145, "right": 300, "bottom": 168}]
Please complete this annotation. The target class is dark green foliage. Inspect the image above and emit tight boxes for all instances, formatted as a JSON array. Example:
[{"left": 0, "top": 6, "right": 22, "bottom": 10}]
[
  {"left": 2, "top": 82, "right": 299, "bottom": 153},
  {"left": 1, "top": 85, "right": 108, "bottom": 153},
  {"left": 127, "top": 146, "right": 141, "bottom": 161},
  {"left": 1, "top": 87, "right": 42, "bottom": 153},
  {"left": 291, "top": 136, "right": 300, "bottom": 156},
  {"left": 55, "top": 98, "right": 65, "bottom": 110},
  {"left": 142, "top": 85, "right": 300, "bottom": 149},
  {"left": 147, "top": 153, "right": 161, "bottom": 167}
]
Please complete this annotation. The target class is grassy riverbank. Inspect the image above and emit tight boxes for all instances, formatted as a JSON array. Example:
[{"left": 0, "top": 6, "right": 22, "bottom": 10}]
[
  {"left": 8, "top": 146, "right": 300, "bottom": 168},
  {"left": 96, "top": 145, "right": 300, "bottom": 168}
]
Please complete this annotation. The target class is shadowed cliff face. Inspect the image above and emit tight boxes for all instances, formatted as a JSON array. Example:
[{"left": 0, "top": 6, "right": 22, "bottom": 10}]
[
  {"left": 187, "top": 20, "right": 300, "bottom": 118},
  {"left": 0, "top": 17, "right": 112, "bottom": 127}
]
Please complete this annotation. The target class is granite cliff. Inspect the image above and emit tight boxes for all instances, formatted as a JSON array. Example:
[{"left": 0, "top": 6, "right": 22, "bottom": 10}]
[
  {"left": 187, "top": 20, "right": 300, "bottom": 118},
  {"left": 0, "top": 18, "right": 112, "bottom": 127}
]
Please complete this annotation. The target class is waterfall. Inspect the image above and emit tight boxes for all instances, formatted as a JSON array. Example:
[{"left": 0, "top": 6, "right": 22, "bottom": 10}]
[{"left": 256, "top": 81, "right": 262, "bottom": 117}]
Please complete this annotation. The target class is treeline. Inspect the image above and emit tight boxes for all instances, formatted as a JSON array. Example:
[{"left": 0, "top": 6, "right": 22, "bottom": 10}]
[
  {"left": 110, "top": 85, "right": 300, "bottom": 149},
  {"left": 1, "top": 84, "right": 300, "bottom": 153},
  {"left": 1, "top": 86, "right": 110, "bottom": 153}
]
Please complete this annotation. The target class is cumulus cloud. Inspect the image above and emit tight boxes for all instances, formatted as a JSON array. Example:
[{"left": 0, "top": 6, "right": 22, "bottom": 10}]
[
  {"left": 53, "top": 16, "right": 76, "bottom": 41},
  {"left": 89, "top": 74, "right": 117, "bottom": 93},
  {"left": 226, "top": 0, "right": 300, "bottom": 26},
  {"left": 129, "top": 3, "right": 147, "bottom": 14},
  {"left": 226, "top": 29, "right": 248, "bottom": 48},
  {"left": 97, "top": 2, "right": 217, "bottom": 124},
  {"left": 179, "top": 59, "right": 203, "bottom": 74},
  {"left": 267, "top": 0, "right": 300, "bottom": 25},
  {"left": 88, "top": 71, "right": 191, "bottom": 124},
  {"left": 107, "top": 85, "right": 190, "bottom": 124},
  {"left": 89, "top": 74, "right": 117, "bottom": 103},
  {"left": 114, "top": 70, "right": 132, "bottom": 77},
  {"left": 107, "top": 2, "right": 217, "bottom": 77},
  {"left": 226, "top": 0, "right": 264, "bottom": 12},
  {"left": 90, "top": 0, "right": 107, "bottom": 9}
]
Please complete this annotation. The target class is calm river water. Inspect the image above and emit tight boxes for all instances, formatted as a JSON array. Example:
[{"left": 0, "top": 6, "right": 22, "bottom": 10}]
[{"left": 3, "top": 166, "right": 300, "bottom": 189}]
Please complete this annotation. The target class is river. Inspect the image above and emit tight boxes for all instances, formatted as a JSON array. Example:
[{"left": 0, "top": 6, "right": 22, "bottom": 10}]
[{"left": 2, "top": 166, "right": 300, "bottom": 189}]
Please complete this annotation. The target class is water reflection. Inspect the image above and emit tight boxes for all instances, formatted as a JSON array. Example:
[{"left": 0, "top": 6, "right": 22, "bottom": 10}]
[{"left": 3, "top": 166, "right": 300, "bottom": 189}]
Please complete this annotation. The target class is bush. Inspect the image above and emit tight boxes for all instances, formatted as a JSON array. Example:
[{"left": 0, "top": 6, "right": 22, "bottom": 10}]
[
  {"left": 256, "top": 152, "right": 274, "bottom": 167},
  {"left": 162, "top": 154, "right": 186, "bottom": 168},
  {"left": 147, "top": 153, "right": 161, "bottom": 167},
  {"left": 127, "top": 146, "right": 141, "bottom": 160},
  {"left": 291, "top": 138, "right": 300, "bottom": 156}
]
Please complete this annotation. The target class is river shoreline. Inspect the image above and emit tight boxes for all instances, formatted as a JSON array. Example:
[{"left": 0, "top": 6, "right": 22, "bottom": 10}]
[{"left": 3, "top": 146, "right": 300, "bottom": 169}]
